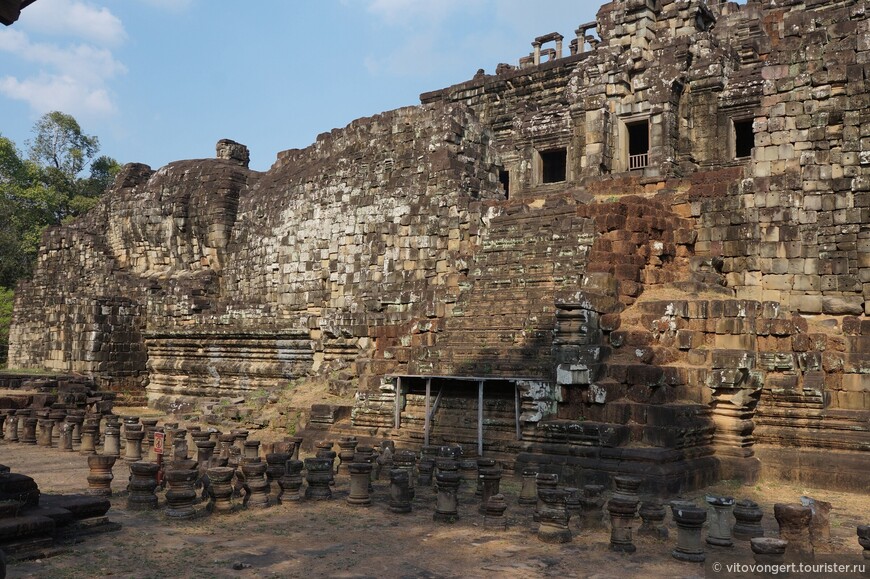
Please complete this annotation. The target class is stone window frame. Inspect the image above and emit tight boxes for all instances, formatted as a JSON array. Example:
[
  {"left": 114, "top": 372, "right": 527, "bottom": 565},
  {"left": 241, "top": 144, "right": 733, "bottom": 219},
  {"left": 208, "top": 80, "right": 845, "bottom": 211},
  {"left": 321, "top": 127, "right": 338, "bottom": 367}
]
[
  {"left": 532, "top": 145, "right": 571, "bottom": 186},
  {"left": 617, "top": 113, "right": 651, "bottom": 173}
]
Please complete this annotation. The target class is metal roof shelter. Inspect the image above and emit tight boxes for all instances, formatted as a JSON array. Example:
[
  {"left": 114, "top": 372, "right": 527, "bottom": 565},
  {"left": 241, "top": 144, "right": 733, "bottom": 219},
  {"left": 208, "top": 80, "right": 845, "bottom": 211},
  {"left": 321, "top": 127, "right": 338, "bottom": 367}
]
[{"left": 388, "top": 374, "right": 539, "bottom": 456}]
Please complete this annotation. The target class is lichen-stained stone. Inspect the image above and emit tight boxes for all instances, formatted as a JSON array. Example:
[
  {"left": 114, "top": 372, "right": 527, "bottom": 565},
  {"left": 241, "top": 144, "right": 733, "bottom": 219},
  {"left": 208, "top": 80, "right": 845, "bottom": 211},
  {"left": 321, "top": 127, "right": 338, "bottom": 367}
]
[{"left": 7, "top": 0, "right": 870, "bottom": 493}]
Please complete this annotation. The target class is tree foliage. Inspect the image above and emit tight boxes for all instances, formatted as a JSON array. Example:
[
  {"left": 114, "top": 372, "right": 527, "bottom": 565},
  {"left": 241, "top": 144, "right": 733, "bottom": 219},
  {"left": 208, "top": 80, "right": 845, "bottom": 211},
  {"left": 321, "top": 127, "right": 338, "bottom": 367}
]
[
  {"left": 1, "top": 112, "right": 120, "bottom": 364},
  {"left": 0, "top": 287, "right": 12, "bottom": 366},
  {"left": 28, "top": 111, "right": 100, "bottom": 179}
]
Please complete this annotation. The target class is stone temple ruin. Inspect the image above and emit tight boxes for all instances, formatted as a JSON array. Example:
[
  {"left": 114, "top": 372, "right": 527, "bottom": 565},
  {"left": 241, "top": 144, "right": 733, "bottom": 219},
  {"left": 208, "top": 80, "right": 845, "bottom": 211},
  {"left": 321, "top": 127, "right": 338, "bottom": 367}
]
[{"left": 6, "top": 0, "right": 870, "bottom": 496}]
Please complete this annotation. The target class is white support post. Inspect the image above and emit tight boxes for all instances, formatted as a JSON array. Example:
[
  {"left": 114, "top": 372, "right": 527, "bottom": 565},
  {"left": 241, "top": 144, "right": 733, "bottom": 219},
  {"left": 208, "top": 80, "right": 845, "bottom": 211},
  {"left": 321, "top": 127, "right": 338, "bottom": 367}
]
[
  {"left": 394, "top": 376, "right": 402, "bottom": 430},
  {"left": 424, "top": 378, "right": 431, "bottom": 446},
  {"left": 478, "top": 380, "right": 484, "bottom": 456}
]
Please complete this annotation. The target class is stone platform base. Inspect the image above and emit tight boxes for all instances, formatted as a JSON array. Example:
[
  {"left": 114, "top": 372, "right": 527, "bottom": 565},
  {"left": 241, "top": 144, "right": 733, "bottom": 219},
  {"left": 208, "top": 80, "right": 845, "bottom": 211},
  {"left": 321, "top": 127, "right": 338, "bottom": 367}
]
[
  {"left": 514, "top": 445, "right": 719, "bottom": 496},
  {"left": 56, "top": 515, "right": 122, "bottom": 541},
  {"left": 755, "top": 445, "right": 870, "bottom": 492}
]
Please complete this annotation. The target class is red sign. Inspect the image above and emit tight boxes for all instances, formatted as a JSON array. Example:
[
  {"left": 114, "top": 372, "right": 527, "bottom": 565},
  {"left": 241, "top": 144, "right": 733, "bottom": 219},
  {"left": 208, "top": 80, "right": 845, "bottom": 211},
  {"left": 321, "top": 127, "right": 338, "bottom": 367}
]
[{"left": 153, "top": 431, "right": 165, "bottom": 455}]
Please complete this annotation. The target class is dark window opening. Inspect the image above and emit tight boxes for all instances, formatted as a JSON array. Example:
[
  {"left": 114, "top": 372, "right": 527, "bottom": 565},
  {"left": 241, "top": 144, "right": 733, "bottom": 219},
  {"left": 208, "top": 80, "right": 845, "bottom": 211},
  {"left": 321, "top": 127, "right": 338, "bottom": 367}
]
[
  {"left": 540, "top": 149, "right": 567, "bottom": 183},
  {"left": 734, "top": 119, "right": 754, "bottom": 159},
  {"left": 627, "top": 120, "right": 649, "bottom": 170},
  {"left": 498, "top": 169, "right": 510, "bottom": 198}
]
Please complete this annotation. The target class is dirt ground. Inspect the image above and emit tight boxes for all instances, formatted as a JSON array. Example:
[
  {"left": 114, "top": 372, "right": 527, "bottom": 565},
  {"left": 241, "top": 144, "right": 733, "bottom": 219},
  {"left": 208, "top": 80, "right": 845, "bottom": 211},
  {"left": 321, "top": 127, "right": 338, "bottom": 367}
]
[{"left": 1, "top": 440, "right": 868, "bottom": 579}]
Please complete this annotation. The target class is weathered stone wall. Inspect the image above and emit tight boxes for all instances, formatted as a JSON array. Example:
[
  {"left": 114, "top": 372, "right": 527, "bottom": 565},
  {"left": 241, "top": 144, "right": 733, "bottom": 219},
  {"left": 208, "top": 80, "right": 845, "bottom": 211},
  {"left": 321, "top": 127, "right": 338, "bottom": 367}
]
[
  {"left": 10, "top": 102, "right": 503, "bottom": 405},
  {"left": 8, "top": 0, "right": 869, "bottom": 491}
]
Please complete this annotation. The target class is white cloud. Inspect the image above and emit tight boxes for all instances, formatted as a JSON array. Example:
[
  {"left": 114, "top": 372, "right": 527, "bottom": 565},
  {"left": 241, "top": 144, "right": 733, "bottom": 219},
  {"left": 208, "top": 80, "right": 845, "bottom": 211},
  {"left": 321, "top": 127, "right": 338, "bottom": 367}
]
[
  {"left": 21, "top": 0, "right": 126, "bottom": 46},
  {"left": 136, "top": 0, "right": 195, "bottom": 13},
  {"left": 0, "top": 11, "right": 126, "bottom": 119},
  {"left": 0, "top": 74, "right": 116, "bottom": 116}
]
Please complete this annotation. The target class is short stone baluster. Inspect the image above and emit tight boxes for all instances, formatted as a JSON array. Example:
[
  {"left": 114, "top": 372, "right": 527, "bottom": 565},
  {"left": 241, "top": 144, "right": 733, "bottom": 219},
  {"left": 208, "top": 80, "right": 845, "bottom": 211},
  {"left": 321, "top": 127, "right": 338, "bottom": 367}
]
[
  {"left": 639, "top": 500, "right": 669, "bottom": 539},
  {"left": 80, "top": 423, "right": 98, "bottom": 454},
  {"left": 36, "top": 418, "right": 53, "bottom": 447},
  {"left": 538, "top": 488, "right": 571, "bottom": 544},
  {"left": 420, "top": 445, "right": 439, "bottom": 462},
  {"left": 218, "top": 433, "right": 235, "bottom": 462},
  {"left": 196, "top": 441, "right": 218, "bottom": 498},
  {"left": 774, "top": 503, "right": 813, "bottom": 560},
  {"left": 190, "top": 429, "right": 210, "bottom": 450},
  {"left": 706, "top": 495, "right": 735, "bottom": 548},
  {"left": 207, "top": 467, "right": 236, "bottom": 513},
  {"left": 124, "top": 427, "right": 145, "bottom": 463},
  {"left": 5, "top": 410, "right": 18, "bottom": 442},
  {"left": 241, "top": 461, "right": 271, "bottom": 509},
  {"left": 49, "top": 408, "right": 66, "bottom": 440},
  {"left": 478, "top": 466, "right": 502, "bottom": 515},
  {"left": 242, "top": 440, "right": 261, "bottom": 463},
  {"left": 231, "top": 428, "right": 249, "bottom": 452},
  {"left": 60, "top": 421, "right": 74, "bottom": 452},
  {"left": 128, "top": 461, "right": 159, "bottom": 510},
  {"left": 534, "top": 473, "right": 559, "bottom": 522},
  {"left": 671, "top": 501, "right": 707, "bottom": 563},
  {"left": 22, "top": 417, "right": 37, "bottom": 444},
  {"left": 15, "top": 409, "right": 29, "bottom": 440},
  {"left": 475, "top": 458, "right": 496, "bottom": 497},
  {"left": 857, "top": 526, "right": 870, "bottom": 560},
  {"left": 86, "top": 415, "right": 103, "bottom": 444},
  {"left": 171, "top": 428, "right": 189, "bottom": 462},
  {"left": 304, "top": 457, "right": 333, "bottom": 500},
  {"left": 347, "top": 463, "right": 373, "bottom": 507},
  {"left": 288, "top": 436, "right": 303, "bottom": 460},
  {"left": 608, "top": 476, "right": 641, "bottom": 553},
  {"left": 433, "top": 469, "right": 461, "bottom": 523},
  {"left": 141, "top": 418, "right": 158, "bottom": 451},
  {"left": 103, "top": 425, "right": 121, "bottom": 457},
  {"left": 733, "top": 499, "right": 764, "bottom": 540},
  {"left": 751, "top": 537, "right": 788, "bottom": 565},
  {"left": 337, "top": 437, "right": 358, "bottom": 476},
  {"left": 278, "top": 459, "right": 304, "bottom": 503},
  {"left": 801, "top": 496, "right": 832, "bottom": 553},
  {"left": 518, "top": 468, "right": 538, "bottom": 506},
  {"left": 376, "top": 442, "right": 394, "bottom": 481},
  {"left": 484, "top": 494, "right": 508, "bottom": 530},
  {"left": 580, "top": 484, "right": 606, "bottom": 530},
  {"left": 394, "top": 450, "right": 417, "bottom": 499},
  {"left": 86, "top": 455, "right": 116, "bottom": 496},
  {"left": 418, "top": 458, "right": 435, "bottom": 488},
  {"left": 435, "top": 457, "right": 459, "bottom": 477},
  {"left": 565, "top": 488, "right": 582, "bottom": 530},
  {"left": 0, "top": 412, "right": 5, "bottom": 439},
  {"left": 354, "top": 446, "right": 376, "bottom": 491},
  {"left": 459, "top": 459, "right": 477, "bottom": 487},
  {"left": 165, "top": 465, "right": 199, "bottom": 518},
  {"left": 68, "top": 412, "right": 84, "bottom": 444},
  {"left": 438, "top": 444, "right": 461, "bottom": 461},
  {"left": 265, "top": 452, "right": 289, "bottom": 495},
  {"left": 388, "top": 469, "right": 412, "bottom": 514},
  {"left": 195, "top": 439, "right": 217, "bottom": 468},
  {"left": 315, "top": 441, "right": 337, "bottom": 486}
]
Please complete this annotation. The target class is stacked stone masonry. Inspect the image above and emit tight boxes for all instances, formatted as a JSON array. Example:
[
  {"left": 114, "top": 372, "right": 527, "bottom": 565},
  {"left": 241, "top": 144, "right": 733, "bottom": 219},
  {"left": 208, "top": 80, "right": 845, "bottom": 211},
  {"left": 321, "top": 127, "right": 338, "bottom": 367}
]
[{"left": 8, "top": 0, "right": 870, "bottom": 492}]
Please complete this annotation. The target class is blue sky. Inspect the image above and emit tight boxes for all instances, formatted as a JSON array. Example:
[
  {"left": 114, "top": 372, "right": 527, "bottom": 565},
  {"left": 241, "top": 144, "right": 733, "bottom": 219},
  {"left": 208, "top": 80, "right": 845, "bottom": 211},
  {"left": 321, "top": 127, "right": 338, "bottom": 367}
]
[{"left": 0, "top": 0, "right": 605, "bottom": 171}]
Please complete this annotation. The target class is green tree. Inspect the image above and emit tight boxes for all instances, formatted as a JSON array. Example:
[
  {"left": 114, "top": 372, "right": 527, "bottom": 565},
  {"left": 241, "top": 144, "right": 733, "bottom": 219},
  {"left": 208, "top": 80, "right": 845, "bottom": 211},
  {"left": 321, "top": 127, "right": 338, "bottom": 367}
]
[
  {"left": 0, "top": 287, "right": 12, "bottom": 366},
  {"left": 0, "top": 113, "right": 120, "bottom": 364},
  {"left": 28, "top": 111, "right": 99, "bottom": 179}
]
